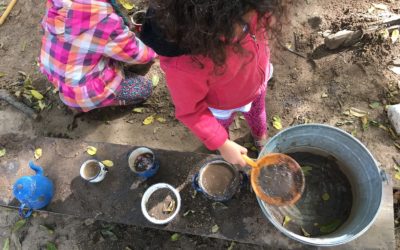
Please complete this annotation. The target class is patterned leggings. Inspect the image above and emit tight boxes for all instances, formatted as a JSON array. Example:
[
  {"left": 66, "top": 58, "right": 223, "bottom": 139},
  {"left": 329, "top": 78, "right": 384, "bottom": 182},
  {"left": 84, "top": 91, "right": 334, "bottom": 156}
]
[
  {"left": 112, "top": 72, "right": 152, "bottom": 106},
  {"left": 216, "top": 86, "right": 267, "bottom": 139}
]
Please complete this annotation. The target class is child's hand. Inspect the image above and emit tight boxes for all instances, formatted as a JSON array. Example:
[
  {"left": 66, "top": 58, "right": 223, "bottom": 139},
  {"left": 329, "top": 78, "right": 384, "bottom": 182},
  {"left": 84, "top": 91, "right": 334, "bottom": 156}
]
[{"left": 218, "top": 139, "right": 248, "bottom": 167}]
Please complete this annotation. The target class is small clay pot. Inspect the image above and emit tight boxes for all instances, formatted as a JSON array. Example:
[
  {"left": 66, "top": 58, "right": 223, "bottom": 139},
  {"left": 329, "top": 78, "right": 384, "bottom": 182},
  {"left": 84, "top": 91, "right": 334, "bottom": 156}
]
[
  {"left": 193, "top": 158, "right": 244, "bottom": 201},
  {"left": 141, "top": 183, "right": 181, "bottom": 224}
]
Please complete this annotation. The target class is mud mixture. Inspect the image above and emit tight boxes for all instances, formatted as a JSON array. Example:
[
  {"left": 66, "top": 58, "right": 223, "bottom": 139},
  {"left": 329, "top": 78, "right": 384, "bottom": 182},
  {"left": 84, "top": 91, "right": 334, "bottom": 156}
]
[
  {"left": 258, "top": 163, "right": 303, "bottom": 202},
  {"left": 134, "top": 153, "right": 154, "bottom": 172},
  {"left": 268, "top": 152, "right": 353, "bottom": 237},
  {"left": 83, "top": 162, "right": 100, "bottom": 179},
  {"left": 201, "top": 163, "right": 235, "bottom": 197},
  {"left": 146, "top": 189, "right": 177, "bottom": 220}
]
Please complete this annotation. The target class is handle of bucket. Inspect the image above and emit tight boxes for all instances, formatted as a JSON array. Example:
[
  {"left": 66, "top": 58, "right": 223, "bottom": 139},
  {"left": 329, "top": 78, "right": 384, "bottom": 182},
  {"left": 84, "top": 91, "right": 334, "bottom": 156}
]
[
  {"left": 191, "top": 173, "right": 203, "bottom": 193},
  {"left": 18, "top": 203, "right": 33, "bottom": 218},
  {"left": 239, "top": 171, "right": 249, "bottom": 187}
]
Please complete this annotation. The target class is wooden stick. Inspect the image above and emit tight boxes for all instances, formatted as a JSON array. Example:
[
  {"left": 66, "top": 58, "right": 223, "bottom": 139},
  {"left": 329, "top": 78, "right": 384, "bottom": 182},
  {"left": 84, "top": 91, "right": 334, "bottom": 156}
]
[
  {"left": 0, "top": 0, "right": 17, "bottom": 26},
  {"left": 0, "top": 90, "right": 39, "bottom": 120}
]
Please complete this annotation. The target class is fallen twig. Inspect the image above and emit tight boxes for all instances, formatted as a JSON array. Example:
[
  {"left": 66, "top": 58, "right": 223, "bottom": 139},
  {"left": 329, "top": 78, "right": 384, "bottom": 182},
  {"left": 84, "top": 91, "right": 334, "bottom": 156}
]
[
  {"left": 0, "top": 0, "right": 17, "bottom": 26},
  {"left": 0, "top": 89, "right": 39, "bottom": 120}
]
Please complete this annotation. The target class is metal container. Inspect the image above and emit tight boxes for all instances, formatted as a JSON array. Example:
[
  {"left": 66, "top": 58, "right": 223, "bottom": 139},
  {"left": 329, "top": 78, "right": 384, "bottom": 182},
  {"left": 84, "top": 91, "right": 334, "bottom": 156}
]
[
  {"left": 258, "top": 124, "right": 384, "bottom": 246},
  {"left": 128, "top": 147, "right": 159, "bottom": 178},
  {"left": 192, "top": 158, "right": 243, "bottom": 201}
]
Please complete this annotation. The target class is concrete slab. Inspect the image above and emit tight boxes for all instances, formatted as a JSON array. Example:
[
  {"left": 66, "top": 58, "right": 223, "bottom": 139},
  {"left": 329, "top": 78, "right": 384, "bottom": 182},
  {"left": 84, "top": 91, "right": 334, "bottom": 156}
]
[{"left": 0, "top": 135, "right": 395, "bottom": 249}]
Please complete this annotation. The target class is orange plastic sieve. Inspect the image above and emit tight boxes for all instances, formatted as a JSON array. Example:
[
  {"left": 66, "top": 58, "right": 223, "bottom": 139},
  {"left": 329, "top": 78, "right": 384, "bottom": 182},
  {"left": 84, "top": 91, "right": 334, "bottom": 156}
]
[{"left": 242, "top": 153, "right": 305, "bottom": 206}]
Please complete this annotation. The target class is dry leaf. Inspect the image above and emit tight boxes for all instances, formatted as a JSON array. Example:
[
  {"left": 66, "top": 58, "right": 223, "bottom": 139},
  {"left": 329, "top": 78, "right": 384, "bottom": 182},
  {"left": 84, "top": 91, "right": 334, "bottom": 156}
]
[
  {"left": 396, "top": 172, "right": 400, "bottom": 180},
  {"left": 392, "top": 29, "right": 399, "bottom": 44},
  {"left": 321, "top": 93, "right": 328, "bottom": 98},
  {"left": 12, "top": 219, "right": 26, "bottom": 233},
  {"left": 227, "top": 242, "right": 236, "bottom": 250},
  {"left": 372, "top": 3, "right": 388, "bottom": 10},
  {"left": 380, "top": 29, "right": 390, "bottom": 40},
  {"left": 320, "top": 219, "right": 341, "bottom": 234},
  {"left": 38, "top": 100, "right": 46, "bottom": 111},
  {"left": 117, "top": 0, "right": 135, "bottom": 10},
  {"left": 211, "top": 224, "right": 219, "bottom": 233},
  {"left": 394, "top": 143, "right": 400, "bottom": 150},
  {"left": 301, "top": 165, "right": 312, "bottom": 176},
  {"left": 283, "top": 216, "right": 291, "bottom": 227},
  {"left": 183, "top": 210, "right": 195, "bottom": 216},
  {"left": 244, "top": 142, "right": 253, "bottom": 148},
  {"left": 349, "top": 107, "right": 367, "bottom": 117},
  {"left": 132, "top": 107, "right": 144, "bottom": 113},
  {"left": 157, "top": 117, "right": 166, "bottom": 123},
  {"left": 163, "top": 200, "right": 176, "bottom": 213},
  {"left": 301, "top": 227, "right": 311, "bottom": 237},
  {"left": 86, "top": 146, "right": 97, "bottom": 156},
  {"left": 34, "top": 148, "right": 42, "bottom": 160},
  {"left": 367, "top": 6, "right": 375, "bottom": 13},
  {"left": 0, "top": 148, "right": 5, "bottom": 157},
  {"left": 239, "top": 115, "right": 245, "bottom": 120},
  {"left": 322, "top": 193, "right": 330, "bottom": 201},
  {"left": 102, "top": 160, "right": 114, "bottom": 167},
  {"left": 152, "top": 75, "right": 160, "bottom": 87},
  {"left": 361, "top": 116, "right": 368, "bottom": 130},
  {"left": 31, "top": 90, "right": 44, "bottom": 100},
  {"left": 369, "top": 102, "right": 380, "bottom": 109},
  {"left": 272, "top": 116, "right": 283, "bottom": 130},
  {"left": 3, "top": 238, "right": 9, "bottom": 250},
  {"left": 0, "top": 72, "right": 5, "bottom": 78},
  {"left": 170, "top": 233, "right": 180, "bottom": 241},
  {"left": 143, "top": 115, "right": 155, "bottom": 125},
  {"left": 46, "top": 242, "right": 57, "bottom": 250}
]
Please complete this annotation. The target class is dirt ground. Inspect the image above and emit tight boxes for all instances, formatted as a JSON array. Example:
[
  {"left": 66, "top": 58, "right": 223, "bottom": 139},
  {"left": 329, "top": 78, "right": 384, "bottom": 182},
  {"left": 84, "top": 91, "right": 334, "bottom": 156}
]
[{"left": 1, "top": 0, "right": 400, "bottom": 249}]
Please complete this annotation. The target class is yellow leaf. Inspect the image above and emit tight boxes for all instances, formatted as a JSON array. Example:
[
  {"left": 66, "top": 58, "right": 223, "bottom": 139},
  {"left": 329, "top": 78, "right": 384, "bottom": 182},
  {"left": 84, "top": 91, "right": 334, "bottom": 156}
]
[
  {"left": 301, "top": 227, "right": 311, "bottom": 237},
  {"left": 101, "top": 160, "right": 114, "bottom": 167},
  {"left": 0, "top": 148, "right": 6, "bottom": 157},
  {"left": 283, "top": 216, "right": 291, "bottom": 227},
  {"left": 272, "top": 116, "right": 283, "bottom": 130},
  {"left": 117, "top": 0, "right": 135, "bottom": 10},
  {"left": 391, "top": 29, "right": 399, "bottom": 44},
  {"left": 0, "top": 72, "right": 5, "bottom": 78},
  {"left": 86, "top": 146, "right": 97, "bottom": 155},
  {"left": 38, "top": 100, "right": 46, "bottom": 111},
  {"left": 30, "top": 90, "right": 44, "bottom": 100},
  {"left": 34, "top": 148, "right": 42, "bottom": 160},
  {"left": 380, "top": 29, "right": 390, "bottom": 40},
  {"left": 132, "top": 107, "right": 144, "bottom": 113},
  {"left": 156, "top": 117, "right": 166, "bottom": 123},
  {"left": 349, "top": 107, "right": 367, "bottom": 117},
  {"left": 322, "top": 193, "right": 330, "bottom": 201},
  {"left": 152, "top": 75, "right": 160, "bottom": 87},
  {"left": 211, "top": 224, "right": 219, "bottom": 233},
  {"left": 143, "top": 115, "right": 155, "bottom": 125},
  {"left": 395, "top": 172, "right": 400, "bottom": 180}
]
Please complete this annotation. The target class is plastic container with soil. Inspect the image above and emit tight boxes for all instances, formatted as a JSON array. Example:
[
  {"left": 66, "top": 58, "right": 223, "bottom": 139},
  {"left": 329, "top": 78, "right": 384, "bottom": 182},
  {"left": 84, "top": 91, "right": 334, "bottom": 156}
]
[{"left": 141, "top": 183, "right": 181, "bottom": 224}]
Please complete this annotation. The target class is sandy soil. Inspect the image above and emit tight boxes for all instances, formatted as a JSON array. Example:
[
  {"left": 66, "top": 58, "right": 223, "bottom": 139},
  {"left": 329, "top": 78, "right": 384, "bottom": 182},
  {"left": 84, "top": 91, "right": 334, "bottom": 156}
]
[{"left": 1, "top": 0, "right": 400, "bottom": 249}]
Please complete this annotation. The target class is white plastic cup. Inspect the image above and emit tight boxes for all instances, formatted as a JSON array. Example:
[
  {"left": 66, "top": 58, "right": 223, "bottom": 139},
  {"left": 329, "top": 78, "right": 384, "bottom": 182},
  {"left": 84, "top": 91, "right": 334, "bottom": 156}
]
[{"left": 141, "top": 183, "right": 181, "bottom": 225}]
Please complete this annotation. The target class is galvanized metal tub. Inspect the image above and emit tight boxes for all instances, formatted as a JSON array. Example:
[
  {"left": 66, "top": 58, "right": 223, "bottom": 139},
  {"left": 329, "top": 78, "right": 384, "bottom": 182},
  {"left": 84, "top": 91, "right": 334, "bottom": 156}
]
[{"left": 258, "top": 124, "right": 384, "bottom": 246}]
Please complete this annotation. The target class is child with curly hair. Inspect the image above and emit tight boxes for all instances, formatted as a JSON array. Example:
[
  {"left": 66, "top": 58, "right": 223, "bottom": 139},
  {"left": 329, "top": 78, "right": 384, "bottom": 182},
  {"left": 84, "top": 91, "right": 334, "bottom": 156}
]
[
  {"left": 141, "top": 0, "right": 283, "bottom": 166},
  {"left": 39, "top": 0, "right": 156, "bottom": 112}
]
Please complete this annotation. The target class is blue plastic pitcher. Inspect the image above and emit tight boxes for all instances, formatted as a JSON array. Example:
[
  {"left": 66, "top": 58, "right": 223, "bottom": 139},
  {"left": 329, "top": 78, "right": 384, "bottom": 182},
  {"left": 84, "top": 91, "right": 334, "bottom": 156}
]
[{"left": 13, "top": 161, "right": 54, "bottom": 218}]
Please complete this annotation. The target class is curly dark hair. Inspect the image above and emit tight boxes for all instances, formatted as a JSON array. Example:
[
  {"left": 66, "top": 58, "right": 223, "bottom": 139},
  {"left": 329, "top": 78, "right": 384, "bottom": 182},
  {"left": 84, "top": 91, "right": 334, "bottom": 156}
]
[{"left": 152, "top": 0, "right": 285, "bottom": 66}]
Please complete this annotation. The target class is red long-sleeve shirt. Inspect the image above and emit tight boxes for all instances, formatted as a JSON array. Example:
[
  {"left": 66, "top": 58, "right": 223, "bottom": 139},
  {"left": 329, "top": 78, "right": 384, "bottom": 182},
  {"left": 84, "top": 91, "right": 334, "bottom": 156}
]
[{"left": 160, "top": 15, "right": 270, "bottom": 150}]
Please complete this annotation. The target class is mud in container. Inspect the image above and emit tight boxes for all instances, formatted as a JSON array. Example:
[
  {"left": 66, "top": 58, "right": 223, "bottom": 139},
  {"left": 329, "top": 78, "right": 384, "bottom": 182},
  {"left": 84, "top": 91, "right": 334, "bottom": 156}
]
[
  {"left": 192, "top": 158, "right": 243, "bottom": 201},
  {"left": 258, "top": 124, "right": 384, "bottom": 246}
]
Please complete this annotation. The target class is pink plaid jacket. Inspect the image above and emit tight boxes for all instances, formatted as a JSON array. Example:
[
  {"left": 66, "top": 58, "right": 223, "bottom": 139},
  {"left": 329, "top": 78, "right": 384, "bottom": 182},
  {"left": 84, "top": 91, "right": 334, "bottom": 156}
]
[{"left": 39, "top": 0, "right": 156, "bottom": 111}]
